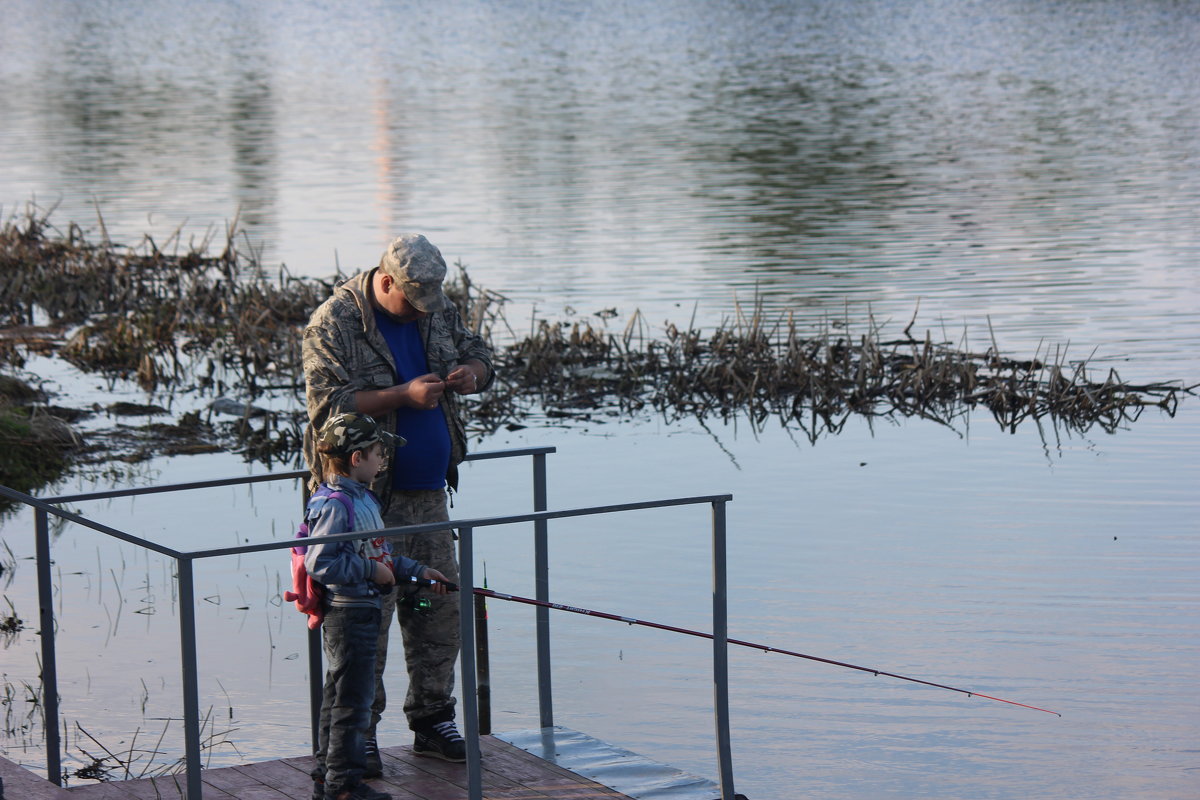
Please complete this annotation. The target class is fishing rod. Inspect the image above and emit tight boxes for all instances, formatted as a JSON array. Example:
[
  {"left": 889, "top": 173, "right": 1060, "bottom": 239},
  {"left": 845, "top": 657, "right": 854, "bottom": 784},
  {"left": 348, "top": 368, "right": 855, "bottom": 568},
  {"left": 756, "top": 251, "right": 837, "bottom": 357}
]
[{"left": 475, "top": 587, "right": 1060, "bottom": 717}]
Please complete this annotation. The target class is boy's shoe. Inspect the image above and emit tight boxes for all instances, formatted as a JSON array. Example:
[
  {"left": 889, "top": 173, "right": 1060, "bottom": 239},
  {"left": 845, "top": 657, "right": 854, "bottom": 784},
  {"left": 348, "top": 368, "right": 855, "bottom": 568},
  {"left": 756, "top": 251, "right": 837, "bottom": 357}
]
[
  {"left": 412, "top": 719, "right": 466, "bottom": 762},
  {"left": 363, "top": 735, "right": 382, "bottom": 778},
  {"left": 312, "top": 777, "right": 325, "bottom": 800},
  {"left": 325, "top": 783, "right": 392, "bottom": 800}
]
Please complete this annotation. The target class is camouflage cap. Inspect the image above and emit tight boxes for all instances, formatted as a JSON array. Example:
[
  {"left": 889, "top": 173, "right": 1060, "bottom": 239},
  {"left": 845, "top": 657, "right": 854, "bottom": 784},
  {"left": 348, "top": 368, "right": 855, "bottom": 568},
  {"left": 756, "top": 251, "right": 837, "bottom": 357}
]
[
  {"left": 379, "top": 233, "right": 450, "bottom": 313},
  {"left": 317, "top": 412, "right": 405, "bottom": 456}
]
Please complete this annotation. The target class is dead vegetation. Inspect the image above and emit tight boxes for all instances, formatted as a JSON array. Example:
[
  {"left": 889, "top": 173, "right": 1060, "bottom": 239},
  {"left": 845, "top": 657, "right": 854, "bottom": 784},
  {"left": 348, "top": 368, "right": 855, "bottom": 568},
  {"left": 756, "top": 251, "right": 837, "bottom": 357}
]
[
  {"left": 0, "top": 203, "right": 1193, "bottom": 485},
  {"left": 0, "top": 205, "right": 322, "bottom": 395},
  {"left": 484, "top": 303, "right": 1192, "bottom": 442}
]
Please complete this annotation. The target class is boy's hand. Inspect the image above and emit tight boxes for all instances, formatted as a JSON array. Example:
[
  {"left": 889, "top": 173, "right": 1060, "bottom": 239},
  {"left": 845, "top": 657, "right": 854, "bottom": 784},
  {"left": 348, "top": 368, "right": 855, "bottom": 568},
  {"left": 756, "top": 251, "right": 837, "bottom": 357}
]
[
  {"left": 373, "top": 561, "right": 396, "bottom": 587},
  {"left": 422, "top": 567, "right": 450, "bottom": 594}
]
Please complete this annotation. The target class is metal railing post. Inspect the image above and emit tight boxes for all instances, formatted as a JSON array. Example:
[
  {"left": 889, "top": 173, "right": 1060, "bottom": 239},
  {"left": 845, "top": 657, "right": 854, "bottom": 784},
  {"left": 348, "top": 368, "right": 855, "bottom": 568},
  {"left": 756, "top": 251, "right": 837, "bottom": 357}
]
[
  {"left": 34, "top": 508, "right": 62, "bottom": 785},
  {"left": 301, "top": 481, "right": 323, "bottom": 753},
  {"left": 532, "top": 452, "right": 553, "bottom": 729},
  {"left": 307, "top": 627, "right": 323, "bottom": 752},
  {"left": 712, "top": 499, "right": 735, "bottom": 800},
  {"left": 457, "top": 526, "right": 483, "bottom": 800},
  {"left": 177, "top": 558, "right": 204, "bottom": 800}
]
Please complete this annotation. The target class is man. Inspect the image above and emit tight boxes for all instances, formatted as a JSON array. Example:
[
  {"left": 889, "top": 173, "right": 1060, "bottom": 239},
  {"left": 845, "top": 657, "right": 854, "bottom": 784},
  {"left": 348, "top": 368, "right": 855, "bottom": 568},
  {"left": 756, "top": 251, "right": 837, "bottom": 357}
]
[{"left": 303, "top": 233, "right": 494, "bottom": 770}]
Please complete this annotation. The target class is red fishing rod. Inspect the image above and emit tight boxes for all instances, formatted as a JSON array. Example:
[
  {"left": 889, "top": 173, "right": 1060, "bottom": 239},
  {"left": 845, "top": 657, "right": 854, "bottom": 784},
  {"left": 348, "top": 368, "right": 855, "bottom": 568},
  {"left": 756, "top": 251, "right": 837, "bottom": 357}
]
[{"left": 474, "top": 587, "right": 1061, "bottom": 717}]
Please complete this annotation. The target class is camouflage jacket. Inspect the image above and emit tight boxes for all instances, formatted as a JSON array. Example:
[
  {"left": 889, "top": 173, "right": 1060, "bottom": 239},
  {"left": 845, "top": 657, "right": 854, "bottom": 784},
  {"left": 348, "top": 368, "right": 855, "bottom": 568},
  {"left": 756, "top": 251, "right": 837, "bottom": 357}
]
[{"left": 302, "top": 269, "right": 495, "bottom": 501}]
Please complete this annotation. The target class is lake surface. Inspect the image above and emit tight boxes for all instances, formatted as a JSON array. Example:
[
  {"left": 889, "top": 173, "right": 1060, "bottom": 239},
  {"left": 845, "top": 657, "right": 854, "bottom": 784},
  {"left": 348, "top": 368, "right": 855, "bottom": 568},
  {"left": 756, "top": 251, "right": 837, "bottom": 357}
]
[{"left": 1, "top": 1, "right": 1198, "bottom": 798}]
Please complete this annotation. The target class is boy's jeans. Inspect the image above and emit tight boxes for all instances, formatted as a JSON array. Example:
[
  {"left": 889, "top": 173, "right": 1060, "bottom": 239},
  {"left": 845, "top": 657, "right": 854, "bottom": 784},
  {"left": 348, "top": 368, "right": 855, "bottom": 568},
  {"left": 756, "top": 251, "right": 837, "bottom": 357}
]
[{"left": 312, "top": 605, "right": 381, "bottom": 795}]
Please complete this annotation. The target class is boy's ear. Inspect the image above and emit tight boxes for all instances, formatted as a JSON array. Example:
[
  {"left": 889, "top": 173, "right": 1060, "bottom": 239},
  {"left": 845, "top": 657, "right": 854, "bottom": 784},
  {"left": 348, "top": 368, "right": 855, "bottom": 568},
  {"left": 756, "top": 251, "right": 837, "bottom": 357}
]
[{"left": 348, "top": 449, "right": 364, "bottom": 467}]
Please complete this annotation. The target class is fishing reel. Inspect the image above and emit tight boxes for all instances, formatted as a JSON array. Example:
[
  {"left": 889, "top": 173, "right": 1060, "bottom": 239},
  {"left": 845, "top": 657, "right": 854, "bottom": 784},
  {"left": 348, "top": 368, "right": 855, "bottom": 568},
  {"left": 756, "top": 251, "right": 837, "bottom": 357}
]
[
  {"left": 399, "top": 575, "right": 459, "bottom": 615},
  {"left": 401, "top": 592, "right": 433, "bottom": 614}
]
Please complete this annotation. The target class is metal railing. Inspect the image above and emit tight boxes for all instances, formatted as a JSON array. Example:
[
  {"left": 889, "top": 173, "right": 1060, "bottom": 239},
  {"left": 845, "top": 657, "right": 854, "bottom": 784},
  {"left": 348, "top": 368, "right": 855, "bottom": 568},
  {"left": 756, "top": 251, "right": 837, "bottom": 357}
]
[{"left": 4, "top": 445, "right": 738, "bottom": 800}]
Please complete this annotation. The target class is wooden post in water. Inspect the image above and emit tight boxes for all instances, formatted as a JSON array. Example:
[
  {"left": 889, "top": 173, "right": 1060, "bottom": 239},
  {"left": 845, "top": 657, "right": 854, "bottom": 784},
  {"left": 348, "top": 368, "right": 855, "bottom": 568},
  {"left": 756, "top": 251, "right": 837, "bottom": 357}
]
[
  {"left": 474, "top": 590, "right": 491, "bottom": 734},
  {"left": 34, "top": 508, "right": 62, "bottom": 785}
]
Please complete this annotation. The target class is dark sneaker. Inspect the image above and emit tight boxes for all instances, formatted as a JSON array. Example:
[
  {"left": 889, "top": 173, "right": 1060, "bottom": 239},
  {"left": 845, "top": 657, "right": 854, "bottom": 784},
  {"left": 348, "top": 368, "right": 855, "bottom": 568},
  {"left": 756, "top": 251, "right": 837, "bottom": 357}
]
[
  {"left": 363, "top": 735, "right": 382, "bottom": 778},
  {"left": 412, "top": 719, "right": 466, "bottom": 762},
  {"left": 326, "top": 783, "right": 392, "bottom": 800},
  {"left": 312, "top": 777, "right": 325, "bottom": 800}
]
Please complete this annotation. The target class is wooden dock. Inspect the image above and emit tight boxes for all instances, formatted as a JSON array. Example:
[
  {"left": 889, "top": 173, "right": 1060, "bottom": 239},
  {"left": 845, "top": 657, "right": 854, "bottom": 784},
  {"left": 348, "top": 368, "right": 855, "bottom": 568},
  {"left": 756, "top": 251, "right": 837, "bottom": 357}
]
[{"left": 0, "top": 736, "right": 635, "bottom": 800}]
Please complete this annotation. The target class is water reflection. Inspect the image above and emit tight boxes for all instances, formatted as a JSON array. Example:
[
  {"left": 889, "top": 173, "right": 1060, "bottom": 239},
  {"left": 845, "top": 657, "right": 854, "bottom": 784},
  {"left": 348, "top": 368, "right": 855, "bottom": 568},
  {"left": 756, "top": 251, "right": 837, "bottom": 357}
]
[
  {"left": 228, "top": 69, "right": 278, "bottom": 235},
  {"left": 3, "top": 0, "right": 1196, "bottom": 375},
  {"left": 6, "top": 0, "right": 280, "bottom": 241}
]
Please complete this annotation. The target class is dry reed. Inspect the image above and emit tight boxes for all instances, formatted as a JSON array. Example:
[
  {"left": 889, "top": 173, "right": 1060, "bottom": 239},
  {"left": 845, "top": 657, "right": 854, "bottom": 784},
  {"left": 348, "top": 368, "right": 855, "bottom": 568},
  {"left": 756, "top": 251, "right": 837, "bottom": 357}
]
[
  {"left": 1, "top": 204, "right": 1193, "bottom": 470},
  {"left": 486, "top": 297, "right": 1192, "bottom": 442}
]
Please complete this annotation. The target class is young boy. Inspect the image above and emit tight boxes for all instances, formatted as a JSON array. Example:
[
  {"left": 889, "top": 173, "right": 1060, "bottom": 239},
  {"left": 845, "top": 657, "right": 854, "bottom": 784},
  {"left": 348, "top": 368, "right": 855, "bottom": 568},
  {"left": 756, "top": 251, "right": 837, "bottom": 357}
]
[{"left": 307, "top": 412, "right": 448, "bottom": 800}]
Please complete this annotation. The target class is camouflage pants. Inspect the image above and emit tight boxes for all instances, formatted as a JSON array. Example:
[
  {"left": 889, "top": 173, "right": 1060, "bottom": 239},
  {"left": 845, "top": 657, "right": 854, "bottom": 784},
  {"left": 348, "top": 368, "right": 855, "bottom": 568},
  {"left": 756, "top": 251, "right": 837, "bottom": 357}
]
[{"left": 370, "top": 488, "right": 460, "bottom": 732}]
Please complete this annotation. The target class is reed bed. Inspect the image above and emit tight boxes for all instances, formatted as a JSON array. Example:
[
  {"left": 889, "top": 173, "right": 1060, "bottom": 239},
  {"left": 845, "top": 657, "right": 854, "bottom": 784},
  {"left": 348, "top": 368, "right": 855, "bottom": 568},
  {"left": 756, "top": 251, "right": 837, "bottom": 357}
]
[
  {"left": 486, "top": 301, "right": 1191, "bottom": 442},
  {"left": 0, "top": 207, "right": 322, "bottom": 394},
  {"left": 0, "top": 205, "right": 1192, "bottom": 475}
]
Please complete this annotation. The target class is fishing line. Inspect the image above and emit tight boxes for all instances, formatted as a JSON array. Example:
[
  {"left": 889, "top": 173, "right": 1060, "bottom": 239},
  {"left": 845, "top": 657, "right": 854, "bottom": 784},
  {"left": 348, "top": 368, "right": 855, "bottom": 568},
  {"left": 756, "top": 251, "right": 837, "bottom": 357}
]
[{"left": 474, "top": 587, "right": 1061, "bottom": 717}]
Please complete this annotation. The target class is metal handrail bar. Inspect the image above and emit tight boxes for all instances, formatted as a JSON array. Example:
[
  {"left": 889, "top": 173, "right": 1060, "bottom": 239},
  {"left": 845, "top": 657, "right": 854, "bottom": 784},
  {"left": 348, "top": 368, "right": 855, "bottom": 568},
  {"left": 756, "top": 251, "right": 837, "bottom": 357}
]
[
  {"left": 40, "top": 471, "right": 308, "bottom": 504},
  {"left": 184, "top": 494, "right": 732, "bottom": 560},
  {"left": 0, "top": 489, "right": 734, "bottom": 562},
  {"left": 41, "top": 446, "right": 557, "bottom": 504},
  {"left": 456, "top": 446, "right": 557, "bottom": 462},
  {"left": 1, "top": 485, "right": 183, "bottom": 557}
]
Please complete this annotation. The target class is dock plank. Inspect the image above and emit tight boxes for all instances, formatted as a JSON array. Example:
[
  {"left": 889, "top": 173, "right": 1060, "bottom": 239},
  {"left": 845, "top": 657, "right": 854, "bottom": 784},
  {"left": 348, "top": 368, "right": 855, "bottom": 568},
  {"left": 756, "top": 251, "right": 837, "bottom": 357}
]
[
  {"left": 57, "top": 783, "right": 133, "bottom": 800},
  {"left": 0, "top": 756, "right": 73, "bottom": 800},
  {"left": 47, "top": 736, "right": 635, "bottom": 800},
  {"left": 202, "top": 763, "right": 296, "bottom": 800}
]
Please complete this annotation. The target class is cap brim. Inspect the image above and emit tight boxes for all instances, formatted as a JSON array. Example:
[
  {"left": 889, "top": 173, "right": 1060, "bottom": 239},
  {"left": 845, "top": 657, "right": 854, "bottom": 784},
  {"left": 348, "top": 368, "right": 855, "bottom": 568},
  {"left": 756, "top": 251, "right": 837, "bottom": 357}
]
[
  {"left": 402, "top": 282, "right": 450, "bottom": 313},
  {"left": 379, "top": 430, "right": 406, "bottom": 448}
]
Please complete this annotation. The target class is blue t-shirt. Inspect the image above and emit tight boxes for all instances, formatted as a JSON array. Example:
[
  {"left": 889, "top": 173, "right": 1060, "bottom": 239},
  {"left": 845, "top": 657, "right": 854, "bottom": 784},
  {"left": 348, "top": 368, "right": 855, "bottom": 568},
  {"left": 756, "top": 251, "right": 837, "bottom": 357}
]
[{"left": 373, "top": 311, "right": 452, "bottom": 490}]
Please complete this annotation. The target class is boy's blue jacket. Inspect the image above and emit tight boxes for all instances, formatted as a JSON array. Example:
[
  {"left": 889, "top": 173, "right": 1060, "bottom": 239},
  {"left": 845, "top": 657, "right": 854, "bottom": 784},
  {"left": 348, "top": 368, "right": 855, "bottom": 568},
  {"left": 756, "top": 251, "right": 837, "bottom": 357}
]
[{"left": 303, "top": 476, "right": 427, "bottom": 608}]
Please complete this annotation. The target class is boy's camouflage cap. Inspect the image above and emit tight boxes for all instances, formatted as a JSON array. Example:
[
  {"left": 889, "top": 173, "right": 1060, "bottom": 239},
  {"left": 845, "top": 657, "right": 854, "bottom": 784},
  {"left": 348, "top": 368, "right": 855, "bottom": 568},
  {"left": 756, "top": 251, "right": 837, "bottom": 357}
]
[{"left": 317, "top": 412, "right": 405, "bottom": 456}]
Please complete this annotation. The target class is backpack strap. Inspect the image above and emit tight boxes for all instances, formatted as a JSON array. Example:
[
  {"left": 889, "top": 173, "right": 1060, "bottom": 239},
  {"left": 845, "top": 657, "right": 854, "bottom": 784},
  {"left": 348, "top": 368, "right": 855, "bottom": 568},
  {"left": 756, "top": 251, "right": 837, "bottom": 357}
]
[
  {"left": 309, "top": 486, "right": 356, "bottom": 530},
  {"left": 329, "top": 490, "right": 355, "bottom": 529},
  {"left": 294, "top": 487, "right": 356, "bottom": 554}
]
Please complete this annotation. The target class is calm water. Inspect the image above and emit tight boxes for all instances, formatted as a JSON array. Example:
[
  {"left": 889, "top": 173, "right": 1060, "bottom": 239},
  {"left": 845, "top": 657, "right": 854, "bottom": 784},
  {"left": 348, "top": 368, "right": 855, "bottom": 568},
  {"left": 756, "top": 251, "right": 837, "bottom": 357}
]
[{"left": 1, "top": 1, "right": 1198, "bottom": 798}]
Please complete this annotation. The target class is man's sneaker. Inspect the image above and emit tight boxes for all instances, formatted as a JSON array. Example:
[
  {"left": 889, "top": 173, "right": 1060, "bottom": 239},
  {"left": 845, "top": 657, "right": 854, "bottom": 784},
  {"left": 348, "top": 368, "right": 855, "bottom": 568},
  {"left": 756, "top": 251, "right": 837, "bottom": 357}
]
[
  {"left": 412, "top": 720, "right": 466, "bottom": 762},
  {"left": 363, "top": 735, "right": 382, "bottom": 778},
  {"left": 325, "top": 783, "right": 392, "bottom": 800}
]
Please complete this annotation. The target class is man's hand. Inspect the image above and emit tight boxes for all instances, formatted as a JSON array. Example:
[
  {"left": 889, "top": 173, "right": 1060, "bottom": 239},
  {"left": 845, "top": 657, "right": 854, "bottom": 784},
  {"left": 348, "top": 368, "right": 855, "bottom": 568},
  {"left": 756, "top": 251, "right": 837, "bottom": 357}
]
[
  {"left": 445, "top": 364, "right": 481, "bottom": 395},
  {"left": 402, "top": 373, "right": 446, "bottom": 409},
  {"left": 373, "top": 561, "right": 396, "bottom": 587},
  {"left": 421, "top": 567, "right": 450, "bottom": 595}
]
